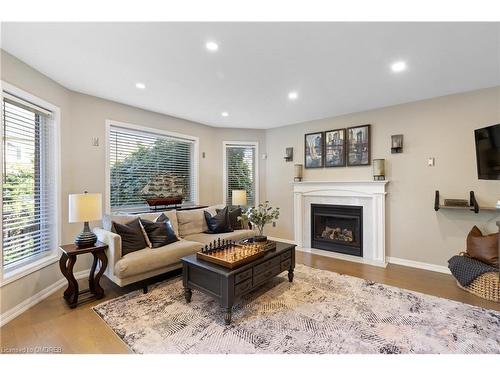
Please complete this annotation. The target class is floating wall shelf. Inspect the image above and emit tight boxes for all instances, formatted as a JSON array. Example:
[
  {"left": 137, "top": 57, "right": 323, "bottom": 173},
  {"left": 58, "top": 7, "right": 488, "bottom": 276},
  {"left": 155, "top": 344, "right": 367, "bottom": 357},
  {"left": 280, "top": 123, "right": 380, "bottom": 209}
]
[{"left": 434, "top": 190, "right": 499, "bottom": 214}]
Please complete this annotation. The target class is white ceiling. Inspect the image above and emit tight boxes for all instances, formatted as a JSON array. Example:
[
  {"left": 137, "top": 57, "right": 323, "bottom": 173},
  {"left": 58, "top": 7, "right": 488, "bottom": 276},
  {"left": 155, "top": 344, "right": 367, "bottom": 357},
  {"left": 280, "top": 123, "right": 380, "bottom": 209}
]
[{"left": 1, "top": 22, "right": 499, "bottom": 129}]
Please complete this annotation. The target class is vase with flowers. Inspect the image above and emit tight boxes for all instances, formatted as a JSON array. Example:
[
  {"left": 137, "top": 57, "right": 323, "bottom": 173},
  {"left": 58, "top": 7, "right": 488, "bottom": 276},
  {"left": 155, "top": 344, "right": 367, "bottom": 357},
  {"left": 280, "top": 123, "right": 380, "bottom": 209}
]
[{"left": 239, "top": 201, "right": 280, "bottom": 242}]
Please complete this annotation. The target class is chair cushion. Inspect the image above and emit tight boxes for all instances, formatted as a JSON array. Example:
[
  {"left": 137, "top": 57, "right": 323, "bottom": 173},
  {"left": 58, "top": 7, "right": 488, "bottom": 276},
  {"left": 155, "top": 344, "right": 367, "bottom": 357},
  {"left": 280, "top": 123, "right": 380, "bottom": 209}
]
[
  {"left": 183, "top": 229, "right": 255, "bottom": 245},
  {"left": 111, "top": 218, "right": 148, "bottom": 256},
  {"left": 140, "top": 215, "right": 179, "bottom": 248},
  {"left": 466, "top": 226, "right": 499, "bottom": 267},
  {"left": 114, "top": 240, "right": 202, "bottom": 279},
  {"left": 204, "top": 206, "right": 233, "bottom": 234}
]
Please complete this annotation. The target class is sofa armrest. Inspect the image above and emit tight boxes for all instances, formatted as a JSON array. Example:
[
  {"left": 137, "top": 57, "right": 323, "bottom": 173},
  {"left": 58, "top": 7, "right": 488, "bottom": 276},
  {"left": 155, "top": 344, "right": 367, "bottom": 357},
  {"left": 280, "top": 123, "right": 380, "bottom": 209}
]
[{"left": 93, "top": 227, "right": 122, "bottom": 267}]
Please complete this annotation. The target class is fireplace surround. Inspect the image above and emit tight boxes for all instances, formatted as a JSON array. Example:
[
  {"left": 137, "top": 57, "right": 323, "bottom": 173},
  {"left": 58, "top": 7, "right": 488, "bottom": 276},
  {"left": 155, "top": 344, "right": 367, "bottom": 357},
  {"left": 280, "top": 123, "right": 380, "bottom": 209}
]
[
  {"left": 292, "top": 180, "right": 388, "bottom": 266},
  {"left": 311, "top": 204, "right": 363, "bottom": 257}
]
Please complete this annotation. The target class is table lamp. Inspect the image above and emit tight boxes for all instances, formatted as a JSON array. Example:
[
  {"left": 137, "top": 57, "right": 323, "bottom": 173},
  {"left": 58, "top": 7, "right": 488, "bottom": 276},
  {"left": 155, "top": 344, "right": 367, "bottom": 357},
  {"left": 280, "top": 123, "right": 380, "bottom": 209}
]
[
  {"left": 69, "top": 191, "right": 102, "bottom": 247},
  {"left": 232, "top": 190, "right": 247, "bottom": 207}
]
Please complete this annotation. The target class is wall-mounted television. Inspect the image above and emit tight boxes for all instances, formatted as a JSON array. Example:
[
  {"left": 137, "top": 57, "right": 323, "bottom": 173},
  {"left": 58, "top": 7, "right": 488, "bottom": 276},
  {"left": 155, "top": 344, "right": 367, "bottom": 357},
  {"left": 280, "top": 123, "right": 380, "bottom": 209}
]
[{"left": 474, "top": 123, "right": 500, "bottom": 180}]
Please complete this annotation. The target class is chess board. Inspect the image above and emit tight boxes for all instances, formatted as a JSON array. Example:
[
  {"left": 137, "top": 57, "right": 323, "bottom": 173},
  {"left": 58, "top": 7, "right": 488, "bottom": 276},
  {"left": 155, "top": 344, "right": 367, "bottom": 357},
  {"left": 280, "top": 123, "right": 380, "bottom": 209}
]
[{"left": 196, "top": 240, "right": 277, "bottom": 269}]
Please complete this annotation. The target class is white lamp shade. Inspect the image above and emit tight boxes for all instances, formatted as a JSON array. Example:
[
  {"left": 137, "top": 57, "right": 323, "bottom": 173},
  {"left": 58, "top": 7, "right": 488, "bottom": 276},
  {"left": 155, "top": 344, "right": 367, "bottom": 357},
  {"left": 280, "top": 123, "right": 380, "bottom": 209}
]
[
  {"left": 69, "top": 193, "right": 102, "bottom": 223},
  {"left": 231, "top": 190, "right": 247, "bottom": 206}
]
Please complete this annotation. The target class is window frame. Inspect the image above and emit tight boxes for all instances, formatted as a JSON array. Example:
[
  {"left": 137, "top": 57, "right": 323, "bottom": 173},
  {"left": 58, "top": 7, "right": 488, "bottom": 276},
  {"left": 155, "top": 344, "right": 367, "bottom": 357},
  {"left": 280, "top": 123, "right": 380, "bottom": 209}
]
[
  {"left": 105, "top": 120, "right": 200, "bottom": 214},
  {"left": 0, "top": 81, "right": 61, "bottom": 286},
  {"left": 222, "top": 141, "right": 259, "bottom": 207}
]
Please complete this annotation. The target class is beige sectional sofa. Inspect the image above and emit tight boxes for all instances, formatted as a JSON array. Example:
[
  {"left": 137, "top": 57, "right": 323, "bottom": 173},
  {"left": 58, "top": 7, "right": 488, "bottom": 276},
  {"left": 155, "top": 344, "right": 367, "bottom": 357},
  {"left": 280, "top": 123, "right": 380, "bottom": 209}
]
[{"left": 93, "top": 205, "right": 255, "bottom": 287}]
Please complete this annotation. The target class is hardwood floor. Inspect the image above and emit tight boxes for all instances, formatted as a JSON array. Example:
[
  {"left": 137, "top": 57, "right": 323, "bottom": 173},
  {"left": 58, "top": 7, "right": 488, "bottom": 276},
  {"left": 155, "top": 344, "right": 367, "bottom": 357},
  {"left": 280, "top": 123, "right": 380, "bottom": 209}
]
[{"left": 1, "top": 251, "right": 498, "bottom": 354}]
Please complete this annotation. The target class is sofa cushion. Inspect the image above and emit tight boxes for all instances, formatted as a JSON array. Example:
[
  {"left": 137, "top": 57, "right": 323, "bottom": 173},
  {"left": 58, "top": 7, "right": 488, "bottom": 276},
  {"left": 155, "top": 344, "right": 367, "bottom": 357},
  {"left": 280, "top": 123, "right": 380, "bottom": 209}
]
[
  {"left": 204, "top": 206, "right": 233, "bottom": 234},
  {"left": 177, "top": 206, "right": 219, "bottom": 237},
  {"left": 114, "top": 239, "right": 202, "bottom": 279},
  {"left": 103, "top": 210, "right": 179, "bottom": 236},
  {"left": 111, "top": 218, "right": 148, "bottom": 256},
  {"left": 466, "top": 226, "right": 499, "bottom": 267},
  {"left": 183, "top": 229, "right": 255, "bottom": 245}
]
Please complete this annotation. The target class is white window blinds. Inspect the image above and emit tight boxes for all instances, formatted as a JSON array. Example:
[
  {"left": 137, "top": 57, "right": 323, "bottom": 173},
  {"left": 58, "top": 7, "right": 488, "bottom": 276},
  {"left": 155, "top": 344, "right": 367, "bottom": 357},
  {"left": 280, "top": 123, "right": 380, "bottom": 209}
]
[
  {"left": 224, "top": 143, "right": 257, "bottom": 207},
  {"left": 2, "top": 94, "right": 57, "bottom": 269},
  {"left": 108, "top": 125, "right": 197, "bottom": 211}
]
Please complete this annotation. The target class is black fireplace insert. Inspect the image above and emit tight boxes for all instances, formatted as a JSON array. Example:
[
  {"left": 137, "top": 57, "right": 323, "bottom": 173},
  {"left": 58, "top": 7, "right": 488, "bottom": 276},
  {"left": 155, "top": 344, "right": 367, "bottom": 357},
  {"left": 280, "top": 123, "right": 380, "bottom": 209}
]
[{"left": 311, "top": 203, "right": 363, "bottom": 257}]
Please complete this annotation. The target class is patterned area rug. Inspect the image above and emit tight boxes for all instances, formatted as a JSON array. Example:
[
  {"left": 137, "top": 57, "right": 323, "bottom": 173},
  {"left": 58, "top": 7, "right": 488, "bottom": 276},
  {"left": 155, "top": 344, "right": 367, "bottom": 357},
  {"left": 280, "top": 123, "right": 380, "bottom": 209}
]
[{"left": 93, "top": 264, "right": 500, "bottom": 354}]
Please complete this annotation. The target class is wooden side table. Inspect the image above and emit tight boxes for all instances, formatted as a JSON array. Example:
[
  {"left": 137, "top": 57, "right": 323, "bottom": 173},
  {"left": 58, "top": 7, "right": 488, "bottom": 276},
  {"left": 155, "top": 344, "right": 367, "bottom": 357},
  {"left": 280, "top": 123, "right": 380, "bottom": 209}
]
[{"left": 59, "top": 241, "right": 108, "bottom": 308}]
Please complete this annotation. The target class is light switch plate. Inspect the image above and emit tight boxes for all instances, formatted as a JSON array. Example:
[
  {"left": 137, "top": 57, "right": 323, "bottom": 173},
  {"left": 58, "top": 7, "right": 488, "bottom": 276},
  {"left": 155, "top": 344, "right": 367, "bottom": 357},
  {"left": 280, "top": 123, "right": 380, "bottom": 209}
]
[
  {"left": 91, "top": 137, "right": 99, "bottom": 147},
  {"left": 427, "top": 157, "right": 435, "bottom": 167}
]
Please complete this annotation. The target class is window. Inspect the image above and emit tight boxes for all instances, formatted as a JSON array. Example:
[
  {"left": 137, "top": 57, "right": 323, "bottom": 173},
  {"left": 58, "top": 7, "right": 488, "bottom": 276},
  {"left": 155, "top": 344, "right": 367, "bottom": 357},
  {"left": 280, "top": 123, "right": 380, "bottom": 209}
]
[
  {"left": 107, "top": 123, "right": 198, "bottom": 212},
  {"left": 223, "top": 142, "right": 258, "bottom": 207},
  {"left": 2, "top": 92, "right": 58, "bottom": 271}
]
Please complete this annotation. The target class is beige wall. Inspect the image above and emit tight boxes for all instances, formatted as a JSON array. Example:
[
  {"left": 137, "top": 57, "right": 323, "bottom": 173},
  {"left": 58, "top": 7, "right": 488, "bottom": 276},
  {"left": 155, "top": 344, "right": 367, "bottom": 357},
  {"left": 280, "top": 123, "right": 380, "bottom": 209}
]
[
  {"left": 0, "top": 50, "right": 266, "bottom": 315},
  {"left": 265, "top": 86, "right": 500, "bottom": 266},
  {"left": 2, "top": 47, "right": 500, "bottom": 317}
]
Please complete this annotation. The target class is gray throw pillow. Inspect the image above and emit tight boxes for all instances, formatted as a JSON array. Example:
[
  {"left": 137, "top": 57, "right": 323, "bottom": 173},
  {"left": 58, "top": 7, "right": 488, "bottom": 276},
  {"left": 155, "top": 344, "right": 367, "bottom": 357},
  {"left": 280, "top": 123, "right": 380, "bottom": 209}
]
[
  {"left": 204, "top": 206, "right": 234, "bottom": 234},
  {"left": 216, "top": 206, "right": 243, "bottom": 230},
  {"left": 140, "top": 215, "right": 179, "bottom": 248},
  {"left": 111, "top": 218, "right": 148, "bottom": 255}
]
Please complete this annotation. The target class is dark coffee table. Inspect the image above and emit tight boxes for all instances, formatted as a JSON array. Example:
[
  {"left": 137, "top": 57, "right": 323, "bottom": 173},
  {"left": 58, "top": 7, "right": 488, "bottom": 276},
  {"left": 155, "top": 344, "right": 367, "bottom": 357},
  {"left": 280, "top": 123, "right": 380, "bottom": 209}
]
[{"left": 181, "top": 241, "right": 296, "bottom": 324}]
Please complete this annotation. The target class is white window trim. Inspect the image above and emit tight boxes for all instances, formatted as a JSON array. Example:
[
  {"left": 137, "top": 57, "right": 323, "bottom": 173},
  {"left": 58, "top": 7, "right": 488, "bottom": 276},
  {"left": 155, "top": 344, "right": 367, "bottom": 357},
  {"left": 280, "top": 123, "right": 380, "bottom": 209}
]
[
  {"left": 104, "top": 119, "right": 200, "bottom": 214},
  {"left": 222, "top": 141, "right": 259, "bottom": 206},
  {"left": 0, "top": 81, "right": 61, "bottom": 286}
]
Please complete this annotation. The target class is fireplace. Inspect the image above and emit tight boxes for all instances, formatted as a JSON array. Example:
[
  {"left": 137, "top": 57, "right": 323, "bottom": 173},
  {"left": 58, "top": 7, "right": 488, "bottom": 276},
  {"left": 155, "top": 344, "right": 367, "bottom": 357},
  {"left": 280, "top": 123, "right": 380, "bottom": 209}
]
[{"left": 311, "top": 204, "right": 363, "bottom": 257}]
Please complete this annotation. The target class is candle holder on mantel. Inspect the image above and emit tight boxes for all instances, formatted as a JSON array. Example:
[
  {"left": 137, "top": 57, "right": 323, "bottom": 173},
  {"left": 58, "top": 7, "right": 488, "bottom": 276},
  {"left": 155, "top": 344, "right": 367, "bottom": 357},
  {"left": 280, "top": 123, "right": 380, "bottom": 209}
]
[
  {"left": 373, "top": 159, "right": 385, "bottom": 181},
  {"left": 294, "top": 164, "right": 303, "bottom": 182}
]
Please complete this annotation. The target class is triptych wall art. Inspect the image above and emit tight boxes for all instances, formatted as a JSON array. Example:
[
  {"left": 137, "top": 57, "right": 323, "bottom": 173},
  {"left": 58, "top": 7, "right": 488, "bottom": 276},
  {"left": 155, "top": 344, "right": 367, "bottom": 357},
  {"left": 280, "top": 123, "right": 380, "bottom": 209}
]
[{"left": 304, "top": 124, "right": 371, "bottom": 169}]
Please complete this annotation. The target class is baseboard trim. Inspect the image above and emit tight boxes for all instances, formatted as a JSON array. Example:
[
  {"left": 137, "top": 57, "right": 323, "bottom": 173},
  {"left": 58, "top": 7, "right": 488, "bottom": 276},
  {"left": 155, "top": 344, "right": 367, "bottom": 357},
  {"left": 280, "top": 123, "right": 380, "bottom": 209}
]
[
  {"left": 387, "top": 257, "right": 451, "bottom": 274},
  {"left": 0, "top": 269, "right": 90, "bottom": 327}
]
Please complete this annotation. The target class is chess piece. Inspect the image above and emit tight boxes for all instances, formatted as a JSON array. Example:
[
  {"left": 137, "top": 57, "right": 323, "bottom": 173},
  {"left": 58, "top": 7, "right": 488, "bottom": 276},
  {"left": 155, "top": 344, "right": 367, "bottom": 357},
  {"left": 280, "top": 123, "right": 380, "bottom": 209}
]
[{"left": 217, "top": 238, "right": 221, "bottom": 248}]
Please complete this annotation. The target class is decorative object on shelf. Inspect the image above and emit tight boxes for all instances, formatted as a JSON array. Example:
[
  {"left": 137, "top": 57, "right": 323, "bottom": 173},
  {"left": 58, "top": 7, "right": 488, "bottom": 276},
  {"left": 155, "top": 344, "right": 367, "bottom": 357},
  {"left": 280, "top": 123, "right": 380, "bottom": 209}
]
[
  {"left": 231, "top": 190, "right": 247, "bottom": 207},
  {"left": 391, "top": 134, "right": 404, "bottom": 153},
  {"left": 144, "top": 196, "right": 183, "bottom": 210},
  {"left": 284, "top": 147, "right": 293, "bottom": 162},
  {"left": 240, "top": 201, "right": 280, "bottom": 242},
  {"left": 304, "top": 132, "right": 324, "bottom": 168},
  {"left": 444, "top": 199, "right": 469, "bottom": 207},
  {"left": 294, "top": 164, "right": 303, "bottom": 182},
  {"left": 373, "top": 159, "right": 385, "bottom": 180},
  {"left": 347, "top": 124, "right": 371, "bottom": 166},
  {"left": 69, "top": 191, "right": 102, "bottom": 248},
  {"left": 434, "top": 190, "right": 499, "bottom": 214},
  {"left": 196, "top": 238, "right": 277, "bottom": 269},
  {"left": 140, "top": 172, "right": 185, "bottom": 210},
  {"left": 325, "top": 128, "right": 346, "bottom": 167}
]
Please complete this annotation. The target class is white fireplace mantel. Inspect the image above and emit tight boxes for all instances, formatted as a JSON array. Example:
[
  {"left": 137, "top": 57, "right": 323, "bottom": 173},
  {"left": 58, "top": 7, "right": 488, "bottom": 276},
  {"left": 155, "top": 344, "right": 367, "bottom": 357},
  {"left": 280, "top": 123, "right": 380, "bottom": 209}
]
[{"left": 292, "top": 180, "right": 388, "bottom": 267}]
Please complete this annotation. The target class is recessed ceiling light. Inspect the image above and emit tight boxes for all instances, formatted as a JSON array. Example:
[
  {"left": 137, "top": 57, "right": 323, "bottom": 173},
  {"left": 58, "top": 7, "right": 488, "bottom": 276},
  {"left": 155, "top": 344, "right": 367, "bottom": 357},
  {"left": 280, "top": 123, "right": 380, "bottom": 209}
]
[
  {"left": 288, "top": 91, "right": 298, "bottom": 100},
  {"left": 391, "top": 61, "right": 407, "bottom": 73},
  {"left": 221, "top": 111, "right": 229, "bottom": 117},
  {"left": 135, "top": 82, "right": 146, "bottom": 89},
  {"left": 206, "top": 41, "right": 219, "bottom": 52}
]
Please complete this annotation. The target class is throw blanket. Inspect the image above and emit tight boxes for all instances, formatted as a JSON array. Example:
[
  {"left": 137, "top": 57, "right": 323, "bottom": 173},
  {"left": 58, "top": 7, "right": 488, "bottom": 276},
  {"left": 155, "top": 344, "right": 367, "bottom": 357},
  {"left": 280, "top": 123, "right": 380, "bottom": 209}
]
[{"left": 448, "top": 255, "right": 498, "bottom": 286}]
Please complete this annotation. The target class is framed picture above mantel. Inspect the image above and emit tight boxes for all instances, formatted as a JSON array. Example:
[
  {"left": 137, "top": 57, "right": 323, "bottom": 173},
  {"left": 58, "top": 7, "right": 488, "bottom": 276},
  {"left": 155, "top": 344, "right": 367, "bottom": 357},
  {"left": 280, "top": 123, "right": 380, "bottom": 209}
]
[
  {"left": 325, "top": 128, "right": 346, "bottom": 167},
  {"left": 347, "top": 124, "right": 371, "bottom": 166},
  {"left": 304, "top": 132, "right": 324, "bottom": 168}
]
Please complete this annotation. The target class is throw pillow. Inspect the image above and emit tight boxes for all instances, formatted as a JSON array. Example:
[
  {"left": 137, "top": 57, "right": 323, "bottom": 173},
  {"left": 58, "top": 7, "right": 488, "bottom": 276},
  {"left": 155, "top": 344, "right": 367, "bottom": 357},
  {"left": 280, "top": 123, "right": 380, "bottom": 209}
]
[
  {"left": 216, "top": 206, "right": 243, "bottom": 230},
  {"left": 204, "top": 206, "right": 234, "bottom": 234},
  {"left": 111, "top": 218, "right": 148, "bottom": 256},
  {"left": 466, "top": 226, "right": 499, "bottom": 267},
  {"left": 140, "top": 215, "right": 179, "bottom": 248}
]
